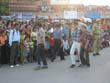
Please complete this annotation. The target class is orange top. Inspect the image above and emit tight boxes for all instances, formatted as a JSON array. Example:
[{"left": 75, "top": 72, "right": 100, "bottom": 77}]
[
  {"left": 103, "top": 24, "right": 107, "bottom": 30},
  {"left": 24, "top": 27, "right": 31, "bottom": 35},
  {"left": 0, "top": 35, "right": 7, "bottom": 46},
  {"left": 26, "top": 29, "right": 30, "bottom": 35}
]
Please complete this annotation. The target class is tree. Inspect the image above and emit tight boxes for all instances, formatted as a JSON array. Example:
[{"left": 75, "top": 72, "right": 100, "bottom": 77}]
[{"left": 0, "top": 1, "right": 10, "bottom": 16}]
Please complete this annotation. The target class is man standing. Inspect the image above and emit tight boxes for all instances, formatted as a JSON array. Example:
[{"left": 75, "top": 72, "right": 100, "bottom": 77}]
[
  {"left": 9, "top": 24, "right": 20, "bottom": 68},
  {"left": 79, "top": 24, "right": 90, "bottom": 67},
  {"left": 64, "top": 23, "right": 69, "bottom": 40},
  {"left": 35, "top": 23, "right": 48, "bottom": 70},
  {"left": 0, "top": 38, "right": 1, "bottom": 68},
  {"left": 53, "top": 24, "right": 65, "bottom": 62},
  {"left": 70, "top": 22, "right": 81, "bottom": 68},
  {"left": 92, "top": 19, "right": 101, "bottom": 56}
]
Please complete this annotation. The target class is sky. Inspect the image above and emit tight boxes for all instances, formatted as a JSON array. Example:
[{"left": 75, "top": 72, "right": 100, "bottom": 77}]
[
  {"left": 51, "top": 0, "right": 110, "bottom": 6},
  {"left": 70, "top": 0, "right": 110, "bottom": 6}
]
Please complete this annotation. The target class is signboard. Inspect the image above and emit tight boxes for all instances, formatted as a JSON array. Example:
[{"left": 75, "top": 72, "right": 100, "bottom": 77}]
[
  {"left": 101, "top": 16, "right": 110, "bottom": 19},
  {"left": 85, "top": 12, "right": 101, "bottom": 19},
  {"left": 64, "top": 11, "right": 77, "bottom": 19},
  {"left": 22, "top": 14, "right": 36, "bottom": 19},
  {"left": 50, "top": 0, "right": 69, "bottom": 5},
  {"left": 15, "top": 13, "right": 36, "bottom": 19},
  {"left": 37, "top": 16, "right": 48, "bottom": 19}
]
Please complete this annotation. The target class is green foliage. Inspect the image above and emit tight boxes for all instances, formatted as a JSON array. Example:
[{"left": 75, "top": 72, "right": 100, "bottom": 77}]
[{"left": 0, "top": 1, "right": 10, "bottom": 15}]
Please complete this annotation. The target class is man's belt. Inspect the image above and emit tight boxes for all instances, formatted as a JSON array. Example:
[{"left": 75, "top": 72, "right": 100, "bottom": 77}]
[
  {"left": 94, "top": 34, "right": 100, "bottom": 35},
  {"left": 12, "top": 41, "right": 18, "bottom": 43}
]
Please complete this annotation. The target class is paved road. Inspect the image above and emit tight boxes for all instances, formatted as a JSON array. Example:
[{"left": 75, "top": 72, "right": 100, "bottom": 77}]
[{"left": 0, "top": 47, "right": 110, "bottom": 83}]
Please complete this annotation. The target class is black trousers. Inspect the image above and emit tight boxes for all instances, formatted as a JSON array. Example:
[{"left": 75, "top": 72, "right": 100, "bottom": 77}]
[
  {"left": 33, "top": 40, "right": 37, "bottom": 61},
  {"left": 29, "top": 48, "right": 34, "bottom": 63},
  {"left": 54, "top": 39, "right": 61, "bottom": 56},
  {"left": 50, "top": 46, "right": 55, "bottom": 60},
  {"left": 54, "top": 39, "right": 65, "bottom": 60},
  {"left": 10, "top": 42, "right": 19, "bottom": 65},
  {"left": 59, "top": 47, "right": 65, "bottom": 60},
  {"left": 64, "top": 49, "right": 70, "bottom": 55},
  {"left": 35, "top": 44, "right": 47, "bottom": 66},
  {"left": 1, "top": 45, "right": 9, "bottom": 64},
  {"left": 80, "top": 47, "right": 90, "bottom": 66},
  {"left": 5, "top": 45, "right": 10, "bottom": 64},
  {"left": 0, "top": 46, "right": 1, "bottom": 66}
]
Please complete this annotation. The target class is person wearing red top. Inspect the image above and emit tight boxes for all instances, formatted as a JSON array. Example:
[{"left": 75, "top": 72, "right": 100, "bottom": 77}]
[
  {"left": 79, "top": 25, "right": 90, "bottom": 67},
  {"left": 103, "top": 24, "right": 107, "bottom": 31},
  {"left": 49, "top": 34, "right": 55, "bottom": 62},
  {"left": 50, "top": 35, "right": 55, "bottom": 46}
]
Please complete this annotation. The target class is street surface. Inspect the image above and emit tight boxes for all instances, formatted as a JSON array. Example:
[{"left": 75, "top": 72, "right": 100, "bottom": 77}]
[{"left": 0, "top": 47, "right": 110, "bottom": 83}]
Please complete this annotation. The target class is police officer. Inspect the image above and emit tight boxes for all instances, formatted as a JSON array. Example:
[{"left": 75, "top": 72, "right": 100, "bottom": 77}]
[{"left": 92, "top": 19, "right": 101, "bottom": 56}]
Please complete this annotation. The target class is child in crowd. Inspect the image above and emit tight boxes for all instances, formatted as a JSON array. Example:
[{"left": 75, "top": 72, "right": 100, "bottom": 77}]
[
  {"left": 31, "top": 27, "right": 37, "bottom": 61},
  {"left": 29, "top": 39, "right": 34, "bottom": 63},
  {"left": 102, "top": 31, "right": 110, "bottom": 48},
  {"left": 45, "top": 36, "right": 50, "bottom": 50},
  {"left": 62, "top": 36, "right": 70, "bottom": 56},
  {"left": 45, "top": 36, "right": 50, "bottom": 57},
  {"left": 24, "top": 36, "right": 30, "bottom": 64},
  {"left": 49, "top": 34, "right": 55, "bottom": 62}
]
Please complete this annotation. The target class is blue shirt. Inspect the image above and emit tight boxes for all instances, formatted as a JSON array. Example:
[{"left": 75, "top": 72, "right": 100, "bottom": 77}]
[
  {"left": 9, "top": 29, "right": 20, "bottom": 46},
  {"left": 71, "top": 29, "right": 81, "bottom": 42},
  {"left": 64, "top": 24, "right": 69, "bottom": 40},
  {"left": 53, "top": 29, "right": 63, "bottom": 39},
  {"left": 87, "top": 26, "right": 91, "bottom": 32},
  {"left": 101, "top": 33, "right": 105, "bottom": 38},
  {"left": 45, "top": 41, "right": 50, "bottom": 49}
]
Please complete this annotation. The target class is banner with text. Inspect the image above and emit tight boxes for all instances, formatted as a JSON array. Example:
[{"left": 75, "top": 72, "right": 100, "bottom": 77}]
[
  {"left": 64, "top": 11, "right": 77, "bottom": 19},
  {"left": 50, "top": 0, "right": 69, "bottom": 5}
]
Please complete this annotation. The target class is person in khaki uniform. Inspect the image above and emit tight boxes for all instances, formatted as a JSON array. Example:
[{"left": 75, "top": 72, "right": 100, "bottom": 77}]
[
  {"left": 92, "top": 19, "right": 101, "bottom": 56},
  {"left": 20, "top": 30, "right": 26, "bottom": 63}
]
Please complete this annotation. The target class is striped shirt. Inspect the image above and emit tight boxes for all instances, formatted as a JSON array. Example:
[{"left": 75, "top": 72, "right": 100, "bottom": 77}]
[{"left": 71, "top": 28, "right": 81, "bottom": 42}]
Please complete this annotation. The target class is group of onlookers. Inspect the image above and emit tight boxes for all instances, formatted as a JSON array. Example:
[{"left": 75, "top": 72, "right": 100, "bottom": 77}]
[{"left": 0, "top": 19, "right": 110, "bottom": 69}]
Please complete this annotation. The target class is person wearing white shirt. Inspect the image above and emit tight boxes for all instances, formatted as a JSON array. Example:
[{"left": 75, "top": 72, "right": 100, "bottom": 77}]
[
  {"left": 9, "top": 25, "right": 20, "bottom": 68},
  {"left": 31, "top": 27, "right": 38, "bottom": 61},
  {"left": 63, "top": 36, "right": 70, "bottom": 55}
]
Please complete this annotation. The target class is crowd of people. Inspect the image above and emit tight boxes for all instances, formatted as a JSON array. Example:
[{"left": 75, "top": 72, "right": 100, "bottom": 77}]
[{"left": 0, "top": 18, "right": 110, "bottom": 70}]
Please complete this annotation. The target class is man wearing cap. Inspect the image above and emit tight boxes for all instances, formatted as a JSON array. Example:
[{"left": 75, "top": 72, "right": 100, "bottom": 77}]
[
  {"left": 92, "top": 19, "right": 101, "bottom": 56},
  {"left": 79, "top": 24, "right": 90, "bottom": 67}
]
